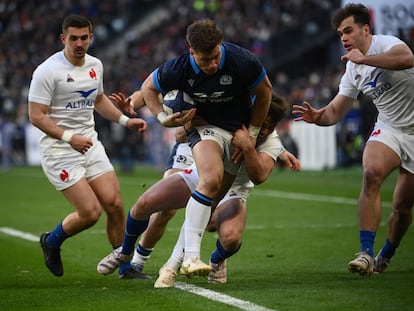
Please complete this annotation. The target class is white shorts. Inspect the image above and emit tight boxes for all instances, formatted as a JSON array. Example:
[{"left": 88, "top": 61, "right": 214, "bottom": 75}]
[
  {"left": 178, "top": 163, "right": 253, "bottom": 205},
  {"left": 172, "top": 143, "right": 194, "bottom": 170},
  {"left": 187, "top": 125, "right": 241, "bottom": 175},
  {"left": 367, "top": 120, "right": 414, "bottom": 174},
  {"left": 41, "top": 140, "right": 114, "bottom": 190}
]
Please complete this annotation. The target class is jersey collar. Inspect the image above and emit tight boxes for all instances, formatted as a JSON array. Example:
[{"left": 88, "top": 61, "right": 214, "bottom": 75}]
[{"left": 190, "top": 44, "right": 226, "bottom": 74}]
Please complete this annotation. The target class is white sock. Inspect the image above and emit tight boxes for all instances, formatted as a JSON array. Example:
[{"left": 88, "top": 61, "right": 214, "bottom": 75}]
[
  {"left": 165, "top": 223, "right": 185, "bottom": 272},
  {"left": 131, "top": 247, "right": 152, "bottom": 270},
  {"left": 183, "top": 196, "right": 211, "bottom": 261}
]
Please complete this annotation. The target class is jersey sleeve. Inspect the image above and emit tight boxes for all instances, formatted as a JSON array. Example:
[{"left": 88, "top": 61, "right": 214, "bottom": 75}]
[{"left": 28, "top": 64, "right": 55, "bottom": 105}]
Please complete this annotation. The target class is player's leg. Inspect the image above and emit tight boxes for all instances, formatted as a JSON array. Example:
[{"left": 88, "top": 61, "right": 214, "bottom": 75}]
[
  {"left": 208, "top": 198, "right": 247, "bottom": 284},
  {"left": 180, "top": 139, "right": 223, "bottom": 275},
  {"left": 97, "top": 173, "right": 190, "bottom": 275},
  {"left": 348, "top": 140, "right": 400, "bottom": 276},
  {"left": 40, "top": 178, "right": 103, "bottom": 277},
  {"left": 375, "top": 168, "right": 414, "bottom": 273},
  {"left": 130, "top": 167, "right": 183, "bottom": 275}
]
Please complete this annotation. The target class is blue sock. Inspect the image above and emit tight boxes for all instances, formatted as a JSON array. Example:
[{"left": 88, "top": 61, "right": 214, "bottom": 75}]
[
  {"left": 115, "top": 243, "right": 132, "bottom": 274},
  {"left": 360, "top": 230, "right": 376, "bottom": 257},
  {"left": 122, "top": 211, "right": 149, "bottom": 255},
  {"left": 379, "top": 238, "right": 397, "bottom": 259},
  {"left": 46, "top": 222, "right": 69, "bottom": 248},
  {"left": 210, "top": 239, "right": 241, "bottom": 264}
]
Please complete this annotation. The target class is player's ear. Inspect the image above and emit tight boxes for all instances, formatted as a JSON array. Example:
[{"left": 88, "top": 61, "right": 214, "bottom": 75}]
[{"left": 59, "top": 33, "right": 66, "bottom": 44}]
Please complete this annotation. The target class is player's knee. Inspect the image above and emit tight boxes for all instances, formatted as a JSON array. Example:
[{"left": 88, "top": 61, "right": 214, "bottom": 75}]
[{"left": 363, "top": 164, "right": 386, "bottom": 186}]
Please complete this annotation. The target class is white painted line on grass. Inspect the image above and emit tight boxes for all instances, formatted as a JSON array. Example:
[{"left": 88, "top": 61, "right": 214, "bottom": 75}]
[
  {"left": 252, "top": 189, "right": 392, "bottom": 208},
  {"left": 0, "top": 227, "right": 276, "bottom": 311},
  {"left": 175, "top": 282, "right": 277, "bottom": 311},
  {"left": 0, "top": 227, "right": 39, "bottom": 242}
]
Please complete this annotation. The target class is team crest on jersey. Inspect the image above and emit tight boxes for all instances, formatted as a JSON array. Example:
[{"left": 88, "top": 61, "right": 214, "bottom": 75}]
[
  {"left": 220, "top": 75, "right": 232, "bottom": 85},
  {"left": 89, "top": 68, "right": 97, "bottom": 79},
  {"left": 66, "top": 74, "right": 74, "bottom": 82}
]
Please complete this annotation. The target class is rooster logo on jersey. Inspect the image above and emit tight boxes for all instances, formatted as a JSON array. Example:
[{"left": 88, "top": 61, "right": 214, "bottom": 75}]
[{"left": 89, "top": 68, "right": 97, "bottom": 80}]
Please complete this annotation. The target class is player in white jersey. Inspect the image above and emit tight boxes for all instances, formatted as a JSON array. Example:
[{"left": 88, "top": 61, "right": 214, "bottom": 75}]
[
  {"left": 28, "top": 15, "right": 147, "bottom": 277},
  {"left": 292, "top": 3, "right": 414, "bottom": 276}
]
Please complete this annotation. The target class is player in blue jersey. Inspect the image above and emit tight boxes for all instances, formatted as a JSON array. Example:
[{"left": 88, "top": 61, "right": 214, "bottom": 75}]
[
  {"left": 96, "top": 92, "right": 300, "bottom": 284},
  {"left": 28, "top": 15, "right": 147, "bottom": 277},
  {"left": 141, "top": 18, "right": 273, "bottom": 274}
]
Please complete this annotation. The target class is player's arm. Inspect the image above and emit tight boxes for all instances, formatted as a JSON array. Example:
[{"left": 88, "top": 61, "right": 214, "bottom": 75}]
[
  {"left": 28, "top": 101, "right": 93, "bottom": 154},
  {"left": 341, "top": 44, "right": 414, "bottom": 70},
  {"left": 292, "top": 94, "right": 354, "bottom": 126},
  {"left": 94, "top": 93, "right": 147, "bottom": 134},
  {"left": 232, "top": 125, "right": 275, "bottom": 184},
  {"left": 141, "top": 72, "right": 195, "bottom": 127},
  {"left": 249, "top": 75, "right": 272, "bottom": 141},
  {"left": 109, "top": 90, "right": 145, "bottom": 115}
]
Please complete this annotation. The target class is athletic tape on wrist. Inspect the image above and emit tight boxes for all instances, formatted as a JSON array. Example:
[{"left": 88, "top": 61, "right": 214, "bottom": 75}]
[
  {"left": 157, "top": 111, "right": 167, "bottom": 124},
  {"left": 61, "top": 130, "right": 73, "bottom": 143},
  {"left": 248, "top": 125, "right": 261, "bottom": 138},
  {"left": 118, "top": 115, "right": 129, "bottom": 127}
]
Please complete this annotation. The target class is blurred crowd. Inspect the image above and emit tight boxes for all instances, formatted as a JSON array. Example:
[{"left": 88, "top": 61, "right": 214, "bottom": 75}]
[{"left": 0, "top": 0, "right": 381, "bottom": 171}]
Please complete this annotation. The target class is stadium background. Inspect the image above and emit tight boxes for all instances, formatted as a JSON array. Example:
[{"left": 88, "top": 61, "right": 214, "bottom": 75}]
[{"left": 1, "top": 0, "right": 414, "bottom": 171}]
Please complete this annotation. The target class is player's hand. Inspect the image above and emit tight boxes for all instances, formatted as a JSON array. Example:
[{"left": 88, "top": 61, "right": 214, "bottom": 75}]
[
  {"left": 292, "top": 101, "right": 326, "bottom": 124},
  {"left": 341, "top": 48, "right": 365, "bottom": 64},
  {"left": 278, "top": 150, "right": 301, "bottom": 171},
  {"left": 231, "top": 125, "right": 253, "bottom": 164},
  {"left": 126, "top": 118, "right": 147, "bottom": 134},
  {"left": 162, "top": 108, "right": 196, "bottom": 127},
  {"left": 110, "top": 92, "right": 137, "bottom": 116},
  {"left": 69, "top": 135, "right": 93, "bottom": 154}
]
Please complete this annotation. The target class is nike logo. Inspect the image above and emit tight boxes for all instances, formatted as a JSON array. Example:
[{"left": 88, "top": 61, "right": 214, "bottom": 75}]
[
  {"left": 364, "top": 71, "right": 383, "bottom": 88},
  {"left": 74, "top": 88, "right": 97, "bottom": 98}
]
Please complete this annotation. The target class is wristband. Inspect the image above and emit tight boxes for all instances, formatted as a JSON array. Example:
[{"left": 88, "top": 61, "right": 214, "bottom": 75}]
[
  {"left": 61, "top": 130, "right": 73, "bottom": 143},
  {"left": 248, "top": 125, "right": 261, "bottom": 138},
  {"left": 157, "top": 111, "right": 168, "bottom": 124},
  {"left": 118, "top": 115, "right": 130, "bottom": 127}
]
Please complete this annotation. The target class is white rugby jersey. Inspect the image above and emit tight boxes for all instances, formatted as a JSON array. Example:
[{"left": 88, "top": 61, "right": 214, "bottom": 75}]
[
  {"left": 235, "top": 130, "right": 285, "bottom": 190},
  {"left": 28, "top": 51, "right": 103, "bottom": 153},
  {"left": 338, "top": 35, "right": 414, "bottom": 132}
]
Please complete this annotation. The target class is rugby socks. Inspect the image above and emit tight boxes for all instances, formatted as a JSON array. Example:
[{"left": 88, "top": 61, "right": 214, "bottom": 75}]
[
  {"left": 210, "top": 239, "right": 241, "bottom": 264},
  {"left": 46, "top": 222, "right": 69, "bottom": 248},
  {"left": 165, "top": 223, "right": 185, "bottom": 272},
  {"left": 183, "top": 191, "right": 212, "bottom": 261},
  {"left": 131, "top": 244, "right": 154, "bottom": 270},
  {"left": 122, "top": 211, "right": 149, "bottom": 255},
  {"left": 360, "top": 230, "right": 376, "bottom": 257},
  {"left": 379, "top": 238, "right": 397, "bottom": 259}
]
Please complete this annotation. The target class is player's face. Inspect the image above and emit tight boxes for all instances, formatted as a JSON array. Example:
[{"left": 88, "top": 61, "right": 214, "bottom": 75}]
[
  {"left": 336, "top": 16, "right": 370, "bottom": 54},
  {"left": 190, "top": 45, "right": 221, "bottom": 75},
  {"left": 256, "top": 116, "right": 276, "bottom": 146},
  {"left": 61, "top": 26, "right": 92, "bottom": 64}
]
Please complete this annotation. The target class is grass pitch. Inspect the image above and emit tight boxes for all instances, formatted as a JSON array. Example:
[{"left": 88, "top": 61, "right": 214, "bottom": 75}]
[{"left": 0, "top": 165, "right": 413, "bottom": 311}]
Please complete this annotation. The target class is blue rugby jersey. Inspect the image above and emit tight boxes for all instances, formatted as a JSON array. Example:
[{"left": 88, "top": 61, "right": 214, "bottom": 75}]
[{"left": 152, "top": 42, "right": 267, "bottom": 132}]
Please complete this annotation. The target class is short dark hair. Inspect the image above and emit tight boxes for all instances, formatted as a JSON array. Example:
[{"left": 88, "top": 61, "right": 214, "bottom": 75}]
[
  {"left": 62, "top": 15, "right": 92, "bottom": 33},
  {"left": 186, "top": 19, "right": 223, "bottom": 53},
  {"left": 268, "top": 92, "right": 289, "bottom": 126},
  {"left": 331, "top": 3, "right": 371, "bottom": 30}
]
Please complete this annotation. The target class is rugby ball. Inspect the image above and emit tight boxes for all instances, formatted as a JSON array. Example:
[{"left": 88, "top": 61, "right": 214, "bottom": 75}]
[{"left": 162, "top": 90, "right": 196, "bottom": 116}]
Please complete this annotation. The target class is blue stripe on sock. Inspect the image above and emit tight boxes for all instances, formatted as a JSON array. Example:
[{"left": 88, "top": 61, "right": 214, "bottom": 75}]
[{"left": 192, "top": 191, "right": 213, "bottom": 206}]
